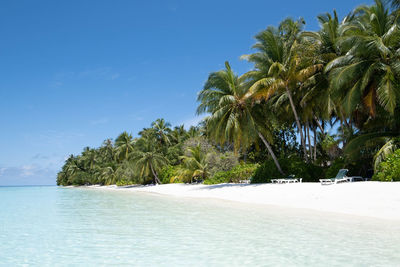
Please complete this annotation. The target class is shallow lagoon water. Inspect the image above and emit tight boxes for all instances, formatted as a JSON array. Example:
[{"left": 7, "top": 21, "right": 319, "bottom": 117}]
[{"left": 1, "top": 186, "right": 399, "bottom": 266}]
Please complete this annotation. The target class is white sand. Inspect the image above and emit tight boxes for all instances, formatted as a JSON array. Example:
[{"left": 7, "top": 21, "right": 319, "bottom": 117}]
[{"left": 84, "top": 182, "right": 400, "bottom": 220}]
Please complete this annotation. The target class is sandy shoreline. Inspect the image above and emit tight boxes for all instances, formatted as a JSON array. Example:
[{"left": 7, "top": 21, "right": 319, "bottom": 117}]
[{"left": 73, "top": 182, "right": 400, "bottom": 221}]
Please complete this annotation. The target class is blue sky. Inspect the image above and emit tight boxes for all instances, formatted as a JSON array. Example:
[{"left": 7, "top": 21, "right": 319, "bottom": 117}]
[{"left": 0, "top": 0, "right": 370, "bottom": 185}]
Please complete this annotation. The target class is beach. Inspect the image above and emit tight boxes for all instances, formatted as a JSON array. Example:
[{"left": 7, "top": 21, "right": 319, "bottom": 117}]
[{"left": 82, "top": 182, "right": 400, "bottom": 221}]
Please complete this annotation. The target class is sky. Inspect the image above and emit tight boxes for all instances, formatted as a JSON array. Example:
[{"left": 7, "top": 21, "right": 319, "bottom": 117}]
[{"left": 0, "top": 0, "right": 371, "bottom": 185}]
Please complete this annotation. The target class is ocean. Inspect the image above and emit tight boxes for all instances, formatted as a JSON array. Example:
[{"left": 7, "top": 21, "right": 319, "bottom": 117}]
[{"left": 1, "top": 186, "right": 399, "bottom": 266}]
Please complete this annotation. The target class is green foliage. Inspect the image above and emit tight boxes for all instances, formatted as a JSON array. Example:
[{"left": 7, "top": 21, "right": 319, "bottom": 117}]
[
  {"left": 58, "top": 0, "right": 400, "bottom": 186},
  {"left": 207, "top": 151, "right": 239, "bottom": 177},
  {"left": 159, "top": 165, "right": 180, "bottom": 184},
  {"left": 203, "top": 171, "right": 231, "bottom": 185},
  {"left": 203, "top": 163, "right": 259, "bottom": 184},
  {"left": 325, "top": 157, "right": 346, "bottom": 178},
  {"left": 116, "top": 179, "right": 134, "bottom": 186},
  {"left": 251, "top": 156, "right": 324, "bottom": 183},
  {"left": 373, "top": 149, "right": 400, "bottom": 181}
]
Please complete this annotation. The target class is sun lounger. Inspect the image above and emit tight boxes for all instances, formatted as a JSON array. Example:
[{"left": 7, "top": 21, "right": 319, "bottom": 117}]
[
  {"left": 319, "top": 169, "right": 351, "bottom": 185},
  {"left": 271, "top": 175, "right": 302, "bottom": 184}
]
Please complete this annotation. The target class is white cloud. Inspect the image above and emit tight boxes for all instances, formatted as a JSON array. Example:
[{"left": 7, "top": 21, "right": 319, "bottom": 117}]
[
  {"left": 21, "top": 165, "right": 35, "bottom": 177},
  {"left": 0, "top": 165, "right": 57, "bottom": 185}
]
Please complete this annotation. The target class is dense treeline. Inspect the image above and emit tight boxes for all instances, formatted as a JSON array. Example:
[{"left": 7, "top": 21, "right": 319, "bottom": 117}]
[{"left": 58, "top": 0, "right": 400, "bottom": 186}]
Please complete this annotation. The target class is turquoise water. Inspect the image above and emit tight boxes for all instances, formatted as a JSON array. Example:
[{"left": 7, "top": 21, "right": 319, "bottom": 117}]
[{"left": 1, "top": 186, "right": 400, "bottom": 266}]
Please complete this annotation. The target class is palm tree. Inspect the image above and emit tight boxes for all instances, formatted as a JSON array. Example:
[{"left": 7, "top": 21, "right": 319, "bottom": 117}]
[
  {"left": 81, "top": 147, "right": 97, "bottom": 170},
  {"left": 243, "top": 19, "right": 323, "bottom": 161},
  {"left": 151, "top": 118, "right": 172, "bottom": 146},
  {"left": 115, "top": 132, "right": 135, "bottom": 161},
  {"left": 99, "top": 139, "right": 116, "bottom": 162},
  {"left": 389, "top": 0, "right": 400, "bottom": 9},
  {"left": 326, "top": 0, "right": 400, "bottom": 120},
  {"left": 178, "top": 144, "right": 208, "bottom": 183},
  {"left": 99, "top": 164, "right": 118, "bottom": 185},
  {"left": 197, "top": 61, "right": 284, "bottom": 174},
  {"left": 131, "top": 136, "right": 168, "bottom": 184}
]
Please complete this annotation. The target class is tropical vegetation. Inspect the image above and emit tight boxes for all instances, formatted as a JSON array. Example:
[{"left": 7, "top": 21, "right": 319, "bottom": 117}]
[{"left": 58, "top": 0, "right": 400, "bottom": 186}]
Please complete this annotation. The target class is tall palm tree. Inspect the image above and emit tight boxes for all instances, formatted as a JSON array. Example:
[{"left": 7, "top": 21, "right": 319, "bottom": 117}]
[
  {"left": 243, "top": 19, "right": 323, "bottom": 160},
  {"left": 326, "top": 0, "right": 400, "bottom": 120},
  {"left": 115, "top": 132, "right": 135, "bottom": 161},
  {"left": 197, "top": 61, "right": 284, "bottom": 174}
]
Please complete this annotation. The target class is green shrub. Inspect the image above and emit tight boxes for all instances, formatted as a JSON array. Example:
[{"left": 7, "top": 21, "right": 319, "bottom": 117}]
[
  {"left": 325, "top": 157, "right": 346, "bottom": 178},
  {"left": 116, "top": 179, "right": 134, "bottom": 186},
  {"left": 159, "top": 165, "right": 180, "bottom": 184},
  {"left": 373, "top": 149, "right": 400, "bottom": 181},
  {"left": 251, "top": 160, "right": 281, "bottom": 183},
  {"left": 203, "top": 163, "right": 259, "bottom": 185},
  {"left": 229, "top": 163, "right": 259, "bottom": 183},
  {"left": 251, "top": 155, "right": 325, "bottom": 183},
  {"left": 203, "top": 171, "right": 231, "bottom": 185},
  {"left": 206, "top": 151, "right": 239, "bottom": 177}
]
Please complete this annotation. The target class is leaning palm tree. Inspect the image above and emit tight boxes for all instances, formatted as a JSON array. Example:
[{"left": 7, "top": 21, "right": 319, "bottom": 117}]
[
  {"left": 243, "top": 20, "right": 323, "bottom": 160},
  {"left": 115, "top": 131, "right": 135, "bottom": 161},
  {"left": 131, "top": 136, "right": 168, "bottom": 184},
  {"left": 197, "top": 61, "right": 284, "bottom": 174}
]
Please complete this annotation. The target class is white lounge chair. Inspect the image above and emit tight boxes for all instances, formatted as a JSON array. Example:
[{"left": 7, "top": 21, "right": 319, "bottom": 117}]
[
  {"left": 271, "top": 175, "right": 302, "bottom": 184},
  {"left": 320, "top": 169, "right": 350, "bottom": 185}
]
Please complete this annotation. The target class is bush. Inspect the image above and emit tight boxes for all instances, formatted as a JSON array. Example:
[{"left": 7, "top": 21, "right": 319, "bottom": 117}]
[
  {"left": 229, "top": 163, "right": 259, "bottom": 183},
  {"left": 373, "top": 149, "right": 400, "bottom": 181},
  {"left": 251, "top": 155, "right": 325, "bottom": 183},
  {"left": 203, "top": 171, "right": 230, "bottom": 185},
  {"left": 116, "top": 179, "right": 134, "bottom": 186},
  {"left": 203, "top": 163, "right": 259, "bottom": 185},
  {"left": 159, "top": 165, "right": 180, "bottom": 184},
  {"left": 325, "top": 157, "right": 346, "bottom": 178},
  {"left": 206, "top": 151, "right": 238, "bottom": 177}
]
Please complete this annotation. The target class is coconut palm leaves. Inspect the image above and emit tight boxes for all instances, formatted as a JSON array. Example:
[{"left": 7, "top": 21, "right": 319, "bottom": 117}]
[
  {"left": 244, "top": 19, "right": 323, "bottom": 160},
  {"left": 326, "top": 0, "right": 400, "bottom": 118},
  {"left": 177, "top": 145, "right": 208, "bottom": 183},
  {"left": 151, "top": 118, "right": 172, "bottom": 146},
  {"left": 131, "top": 136, "right": 168, "bottom": 184},
  {"left": 197, "top": 61, "right": 284, "bottom": 174},
  {"left": 115, "top": 132, "right": 135, "bottom": 161}
]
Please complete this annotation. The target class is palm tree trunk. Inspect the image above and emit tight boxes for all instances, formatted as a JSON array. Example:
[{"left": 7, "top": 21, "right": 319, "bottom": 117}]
[
  {"left": 304, "top": 125, "right": 308, "bottom": 159},
  {"left": 306, "top": 122, "right": 312, "bottom": 161},
  {"left": 257, "top": 131, "right": 284, "bottom": 175},
  {"left": 149, "top": 162, "right": 161, "bottom": 184},
  {"left": 314, "top": 116, "right": 324, "bottom": 134},
  {"left": 286, "top": 86, "right": 308, "bottom": 161},
  {"left": 313, "top": 126, "right": 317, "bottom": 162}
]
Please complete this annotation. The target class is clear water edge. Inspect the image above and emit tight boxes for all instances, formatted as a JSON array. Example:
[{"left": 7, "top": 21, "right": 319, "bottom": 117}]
[{"left": 1, "top": 186, "right": 399, "bottom": 266}]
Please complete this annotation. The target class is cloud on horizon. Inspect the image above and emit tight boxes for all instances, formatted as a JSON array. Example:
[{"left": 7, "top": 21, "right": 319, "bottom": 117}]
[{"left": 0, "top": 165, "right": 57, "bottom": 186}]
